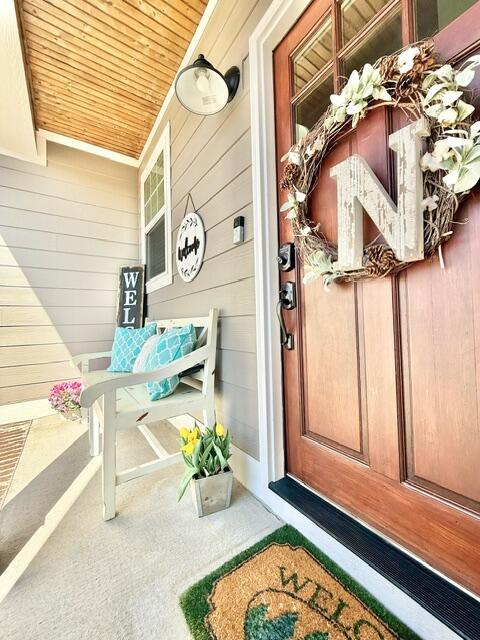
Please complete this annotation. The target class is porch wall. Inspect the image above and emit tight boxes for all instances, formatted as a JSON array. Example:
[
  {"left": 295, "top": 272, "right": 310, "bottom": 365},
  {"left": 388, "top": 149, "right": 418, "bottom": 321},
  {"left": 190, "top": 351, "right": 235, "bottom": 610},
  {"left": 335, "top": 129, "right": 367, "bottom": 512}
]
[
  {"left": 0, "top": 143, "right": 138, "bottom": 405},
  {"left": 141, "top": 0, "right": 270, "bottom": 460}
]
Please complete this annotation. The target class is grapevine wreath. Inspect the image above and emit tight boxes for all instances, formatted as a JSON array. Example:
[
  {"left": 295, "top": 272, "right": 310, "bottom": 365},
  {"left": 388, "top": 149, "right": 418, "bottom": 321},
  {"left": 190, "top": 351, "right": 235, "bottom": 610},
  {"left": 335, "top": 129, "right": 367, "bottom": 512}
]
[{"left": 280, "top": 40, "right": 480, "bottom": 288}]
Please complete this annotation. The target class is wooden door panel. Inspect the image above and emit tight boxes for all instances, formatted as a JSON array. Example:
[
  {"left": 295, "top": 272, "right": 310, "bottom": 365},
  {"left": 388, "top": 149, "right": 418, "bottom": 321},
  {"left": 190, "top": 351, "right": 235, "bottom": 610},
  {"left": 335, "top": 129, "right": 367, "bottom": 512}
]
[
  {"left": 274, "top": 0, "right": 480, "bottom": 594},
  {"left": 302, "top": 279, "right": 365, "bottom": 456},
  {"left": 399, "top": 191, "right": 480, "bottom": 511},
  {"left": 299, "top": 432, "right": 480, "bottom": 594}
]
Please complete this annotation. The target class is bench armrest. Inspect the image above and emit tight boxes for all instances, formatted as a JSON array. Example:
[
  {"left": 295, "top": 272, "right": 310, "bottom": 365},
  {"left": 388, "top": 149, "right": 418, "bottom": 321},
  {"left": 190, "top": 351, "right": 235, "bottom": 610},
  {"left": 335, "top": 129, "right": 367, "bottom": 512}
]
[
  {"left": 80, "top": 345, "right": 210, "bottom": 408},
  {"left": 73, "top": 351, "right": 112, "bottom": 370}
]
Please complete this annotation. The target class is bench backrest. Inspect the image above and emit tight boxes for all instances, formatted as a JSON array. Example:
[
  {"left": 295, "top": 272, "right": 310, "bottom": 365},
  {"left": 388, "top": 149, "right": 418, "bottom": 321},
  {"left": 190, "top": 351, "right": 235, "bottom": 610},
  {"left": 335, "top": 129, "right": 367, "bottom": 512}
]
[{"left": 148, "top": 308, "right": 218, "bottom": 394}]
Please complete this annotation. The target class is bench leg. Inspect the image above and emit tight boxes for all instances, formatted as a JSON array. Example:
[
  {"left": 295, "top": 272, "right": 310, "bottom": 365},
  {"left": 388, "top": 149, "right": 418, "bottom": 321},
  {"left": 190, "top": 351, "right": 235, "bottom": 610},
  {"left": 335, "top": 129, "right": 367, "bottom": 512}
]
[
  {"left": 102, "top": 393, "right": 116, "bottom": 521},
  {"left": 89, "top": 407, "right": 101, "bottom": 457}
]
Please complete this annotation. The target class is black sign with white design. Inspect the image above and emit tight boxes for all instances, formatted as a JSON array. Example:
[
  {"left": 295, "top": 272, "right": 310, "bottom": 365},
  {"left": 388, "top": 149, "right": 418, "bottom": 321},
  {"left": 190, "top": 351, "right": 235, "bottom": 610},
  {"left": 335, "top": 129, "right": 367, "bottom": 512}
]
[
  {"left": 116, "top": 265, "right": 145, "bottom": 328},
  {"left": 176, "top": 212, "right": 206, "bottom": 282}
]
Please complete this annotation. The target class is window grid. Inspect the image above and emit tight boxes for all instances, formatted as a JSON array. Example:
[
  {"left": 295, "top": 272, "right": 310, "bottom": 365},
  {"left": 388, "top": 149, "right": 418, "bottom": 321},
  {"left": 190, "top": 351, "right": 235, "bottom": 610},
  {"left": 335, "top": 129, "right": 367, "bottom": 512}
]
[{"left": 141, "top": 123, "right": 172, "bottom": 293}]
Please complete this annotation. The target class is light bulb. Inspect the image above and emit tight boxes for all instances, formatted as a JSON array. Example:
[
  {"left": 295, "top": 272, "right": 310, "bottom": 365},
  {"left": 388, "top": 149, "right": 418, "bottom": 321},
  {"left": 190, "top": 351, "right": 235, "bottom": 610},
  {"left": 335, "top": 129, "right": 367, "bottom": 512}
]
[{"left": 195, "top": 69, "right": 211, "bottom": 93}]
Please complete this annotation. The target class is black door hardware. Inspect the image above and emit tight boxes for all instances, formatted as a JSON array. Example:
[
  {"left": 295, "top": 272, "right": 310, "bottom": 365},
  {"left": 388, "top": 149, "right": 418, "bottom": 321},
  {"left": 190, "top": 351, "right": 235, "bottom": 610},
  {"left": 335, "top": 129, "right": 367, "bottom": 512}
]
[
  {"left": 277, "top": 243, "right": 295, "bottom": 272},
  {"left": 277, "top": 281, "right": 296, "bottom": 350}
]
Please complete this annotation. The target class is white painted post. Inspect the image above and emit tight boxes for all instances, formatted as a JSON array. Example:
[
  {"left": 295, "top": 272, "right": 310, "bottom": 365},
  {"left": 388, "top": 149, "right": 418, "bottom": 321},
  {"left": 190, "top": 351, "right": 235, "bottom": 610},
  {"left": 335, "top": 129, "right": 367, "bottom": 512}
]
[{"left": 102, "top": 391, "right": 117, "bottom": 521}]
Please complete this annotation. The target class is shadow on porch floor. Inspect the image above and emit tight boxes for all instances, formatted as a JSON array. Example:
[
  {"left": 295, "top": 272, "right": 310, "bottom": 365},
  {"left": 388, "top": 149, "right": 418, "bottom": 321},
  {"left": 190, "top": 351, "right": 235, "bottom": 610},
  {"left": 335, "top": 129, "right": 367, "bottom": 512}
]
[{"left": 0, "top": 420, "right": 282, "bottom": 639}]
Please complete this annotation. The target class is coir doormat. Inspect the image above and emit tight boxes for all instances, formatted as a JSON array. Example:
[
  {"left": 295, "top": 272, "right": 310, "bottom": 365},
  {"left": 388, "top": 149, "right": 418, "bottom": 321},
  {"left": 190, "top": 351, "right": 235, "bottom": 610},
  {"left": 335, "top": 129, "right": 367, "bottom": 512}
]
[{"left": 180, "top": 525, "right": 420, "bottom": 640}]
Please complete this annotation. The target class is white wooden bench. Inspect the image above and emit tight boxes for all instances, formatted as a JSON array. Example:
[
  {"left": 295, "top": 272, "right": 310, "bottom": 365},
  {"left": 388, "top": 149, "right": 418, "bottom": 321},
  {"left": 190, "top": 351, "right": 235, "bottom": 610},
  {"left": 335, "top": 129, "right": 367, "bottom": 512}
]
[{"left": 74, "top": 309, "right": 218, "bottom": 520}]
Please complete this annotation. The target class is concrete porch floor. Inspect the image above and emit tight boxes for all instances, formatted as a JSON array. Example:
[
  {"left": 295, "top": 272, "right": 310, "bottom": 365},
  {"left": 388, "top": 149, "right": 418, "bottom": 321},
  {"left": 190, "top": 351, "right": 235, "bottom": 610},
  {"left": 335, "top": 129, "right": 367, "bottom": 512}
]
[{"left": 0, "top": 418, "right": 282, "bottom": 639}]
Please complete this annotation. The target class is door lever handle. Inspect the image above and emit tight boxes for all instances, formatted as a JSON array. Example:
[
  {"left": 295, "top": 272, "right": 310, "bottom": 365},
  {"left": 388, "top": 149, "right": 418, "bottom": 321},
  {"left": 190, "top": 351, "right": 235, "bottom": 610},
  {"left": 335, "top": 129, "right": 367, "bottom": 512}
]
[{"left": 276, "top": 299, "right": 294, "bottom": 350}]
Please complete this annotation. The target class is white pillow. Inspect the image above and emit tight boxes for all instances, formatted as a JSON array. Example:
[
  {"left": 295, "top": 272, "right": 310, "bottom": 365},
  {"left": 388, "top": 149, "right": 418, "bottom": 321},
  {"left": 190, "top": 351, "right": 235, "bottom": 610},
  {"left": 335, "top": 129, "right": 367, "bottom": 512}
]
[{"left": 132, "top": 334, "right": 162, "bottom": 373}]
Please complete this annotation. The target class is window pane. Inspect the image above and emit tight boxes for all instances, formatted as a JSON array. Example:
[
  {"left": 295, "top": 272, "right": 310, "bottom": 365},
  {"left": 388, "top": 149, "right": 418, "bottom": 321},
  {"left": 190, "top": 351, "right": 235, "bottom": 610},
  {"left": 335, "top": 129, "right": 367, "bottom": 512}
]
[
  {"left": 146, "top": 217, "right": 166, "bottom": 281},
  {"left": 144, "top": 151, "right": 165, "bottom": 227},
  {"left": 415, "top": 0, "right": 476, "bottom": 40},
  {"left": 294, "top": 72, "right": 334, "bottom": 142},
  {"left": 293, "top": 17, "right": 332, "bottom": 93},
  {"left": 341, "top": 0, "right": 391, "bottom": 46},
  {"left": 342, "top": 8, "right": 402, "bottom": 79}
]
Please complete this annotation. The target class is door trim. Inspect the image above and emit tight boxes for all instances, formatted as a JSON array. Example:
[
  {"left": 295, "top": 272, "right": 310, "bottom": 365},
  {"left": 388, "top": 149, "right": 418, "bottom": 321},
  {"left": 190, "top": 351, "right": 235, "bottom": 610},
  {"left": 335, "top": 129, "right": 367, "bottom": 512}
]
[
  {"left": 250, "top": 0, "right": 312, "bottom": 490},
  {"left": 249, "top": 0, "right": 480, "bottom": 601}
]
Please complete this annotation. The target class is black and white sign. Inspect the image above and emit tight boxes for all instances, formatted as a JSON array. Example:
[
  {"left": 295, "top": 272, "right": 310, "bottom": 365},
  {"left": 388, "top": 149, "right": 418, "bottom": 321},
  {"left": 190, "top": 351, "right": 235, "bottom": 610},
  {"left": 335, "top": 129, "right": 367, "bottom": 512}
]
[
  {"left": 176, "top": 212, "right": 206, "bottom": 282},
  {"left": 116, "top": 265, "right": 145, "bottom": 328}
]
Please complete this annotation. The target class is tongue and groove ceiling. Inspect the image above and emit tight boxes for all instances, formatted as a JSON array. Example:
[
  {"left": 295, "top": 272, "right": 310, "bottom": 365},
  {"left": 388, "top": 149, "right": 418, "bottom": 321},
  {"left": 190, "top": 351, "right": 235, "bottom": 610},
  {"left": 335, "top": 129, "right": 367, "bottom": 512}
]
[{"left": 17, "top": 0, "right": 208, "bottom": 158}]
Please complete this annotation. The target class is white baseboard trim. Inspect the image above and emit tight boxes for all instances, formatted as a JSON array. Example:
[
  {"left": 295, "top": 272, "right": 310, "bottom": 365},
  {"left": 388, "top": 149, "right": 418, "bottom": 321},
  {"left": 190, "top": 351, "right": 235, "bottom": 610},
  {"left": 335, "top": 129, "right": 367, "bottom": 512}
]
[{"left": 0, "top": 456, "right": 101, "bottom": 604}]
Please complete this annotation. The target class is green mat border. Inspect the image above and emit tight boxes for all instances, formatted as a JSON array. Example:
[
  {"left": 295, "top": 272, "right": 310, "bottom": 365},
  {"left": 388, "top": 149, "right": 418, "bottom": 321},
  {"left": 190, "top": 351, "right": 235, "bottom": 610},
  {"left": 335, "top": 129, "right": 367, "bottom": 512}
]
[{"left": 180, "top": 524, "right": 421, "bottom": 640}]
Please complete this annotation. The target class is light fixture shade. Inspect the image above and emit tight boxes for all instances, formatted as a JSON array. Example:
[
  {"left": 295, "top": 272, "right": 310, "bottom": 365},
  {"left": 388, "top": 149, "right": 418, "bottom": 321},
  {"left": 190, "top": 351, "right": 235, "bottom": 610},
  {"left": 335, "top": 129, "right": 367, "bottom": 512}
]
[{"left": 175, "top": 54, "right": 239, "bottom": 115}]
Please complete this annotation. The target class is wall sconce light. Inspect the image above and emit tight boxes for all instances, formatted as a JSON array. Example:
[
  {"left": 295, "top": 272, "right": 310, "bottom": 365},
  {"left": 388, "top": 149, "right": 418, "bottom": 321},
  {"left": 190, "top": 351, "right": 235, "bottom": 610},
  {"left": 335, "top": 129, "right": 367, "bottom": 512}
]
[{"left": 175, "top": 54, "right": 240, "bottom": 115}]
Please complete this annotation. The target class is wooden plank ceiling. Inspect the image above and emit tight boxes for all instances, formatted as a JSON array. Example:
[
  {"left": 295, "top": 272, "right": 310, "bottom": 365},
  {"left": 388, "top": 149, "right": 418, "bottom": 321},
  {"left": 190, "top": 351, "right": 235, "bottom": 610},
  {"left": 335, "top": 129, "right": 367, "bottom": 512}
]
[{"left": 17, "top": 0, "right": 208, "bottom": 158}]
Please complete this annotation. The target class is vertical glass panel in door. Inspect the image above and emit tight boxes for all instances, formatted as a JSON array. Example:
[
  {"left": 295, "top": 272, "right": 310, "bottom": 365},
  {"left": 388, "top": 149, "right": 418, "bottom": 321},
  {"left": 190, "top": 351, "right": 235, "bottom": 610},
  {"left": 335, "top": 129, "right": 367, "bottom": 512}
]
[
  {"left": 415, "top": 0, "right": 476, "bottom": 40},
  {"left": 294, "top": 72, "right": 334, "bottom": 141},
  {"left": 293, "top": 17, "right": 332, "bottom": 93},
  {"left": 341, "top": 0, "right": 391, "bottom": 46},
  {"left": 146, "top": 217, "right": 166, "bottom": 281},
  {"left": 342, "top": 8, "right": 402, "bottom": 79}
]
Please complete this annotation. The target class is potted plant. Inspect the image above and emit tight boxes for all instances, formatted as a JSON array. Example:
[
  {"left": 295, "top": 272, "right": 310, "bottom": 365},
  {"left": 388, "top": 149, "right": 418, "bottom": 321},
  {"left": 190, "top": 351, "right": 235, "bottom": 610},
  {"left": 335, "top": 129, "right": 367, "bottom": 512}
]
[
  {"left": 177, "top": 423, "right": 233, "bottom": 517},
  {"left": 48, "top": 381, "right": 83, "bottom": 421}
]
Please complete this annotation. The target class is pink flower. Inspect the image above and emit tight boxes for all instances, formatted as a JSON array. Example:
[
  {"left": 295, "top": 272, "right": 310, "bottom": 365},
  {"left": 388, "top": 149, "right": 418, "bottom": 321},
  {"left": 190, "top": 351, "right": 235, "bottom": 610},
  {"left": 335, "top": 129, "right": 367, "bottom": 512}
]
[{"left": 49, "top": 380, "right": 83, "bottom": 416}]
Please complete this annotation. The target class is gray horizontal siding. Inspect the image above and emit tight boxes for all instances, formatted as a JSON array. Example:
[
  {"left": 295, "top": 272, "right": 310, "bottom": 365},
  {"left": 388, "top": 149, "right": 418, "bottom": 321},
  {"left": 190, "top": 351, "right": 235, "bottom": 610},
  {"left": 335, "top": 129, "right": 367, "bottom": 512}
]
[
  {"left": 0, "top": 142, "right": 138, "bottom": 404},
  {"left": 143, "top": 0, "right": 269, "bottom": 460}
]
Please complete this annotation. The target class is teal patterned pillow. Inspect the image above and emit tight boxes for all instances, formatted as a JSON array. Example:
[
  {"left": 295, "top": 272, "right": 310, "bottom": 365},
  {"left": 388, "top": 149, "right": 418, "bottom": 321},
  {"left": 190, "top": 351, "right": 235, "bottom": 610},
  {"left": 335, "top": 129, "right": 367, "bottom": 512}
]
[
  {"left": 144, "top": 324, "right": 197, "bottom": 400},
  {"left": 107, "top": 324, "right": 157, "bottom": 373}
]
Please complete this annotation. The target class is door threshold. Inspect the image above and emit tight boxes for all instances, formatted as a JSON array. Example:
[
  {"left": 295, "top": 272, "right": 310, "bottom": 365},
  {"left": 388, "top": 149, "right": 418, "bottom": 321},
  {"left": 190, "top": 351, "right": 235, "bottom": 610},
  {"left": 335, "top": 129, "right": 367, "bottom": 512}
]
[{"left": 269, "top": 476, "right": 480, "bottom": 640}]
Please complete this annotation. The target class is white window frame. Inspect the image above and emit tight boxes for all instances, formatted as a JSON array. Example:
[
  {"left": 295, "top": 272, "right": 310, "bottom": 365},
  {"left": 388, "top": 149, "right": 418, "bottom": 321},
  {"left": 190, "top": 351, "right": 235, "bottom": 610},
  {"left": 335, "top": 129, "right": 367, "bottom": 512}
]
[{"left": 140, "top": 122, "right": 172, "bottom": 293}]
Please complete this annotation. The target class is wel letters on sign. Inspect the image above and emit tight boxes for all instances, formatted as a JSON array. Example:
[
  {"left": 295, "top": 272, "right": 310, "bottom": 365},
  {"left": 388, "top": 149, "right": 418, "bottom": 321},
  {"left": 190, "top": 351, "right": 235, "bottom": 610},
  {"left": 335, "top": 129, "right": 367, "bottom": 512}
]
[
  {"left": 330, "top": 117, "right": 429, "bottom": 271},
  {"left": 116, "top": 265, "right": 145, "bottom": 328}
]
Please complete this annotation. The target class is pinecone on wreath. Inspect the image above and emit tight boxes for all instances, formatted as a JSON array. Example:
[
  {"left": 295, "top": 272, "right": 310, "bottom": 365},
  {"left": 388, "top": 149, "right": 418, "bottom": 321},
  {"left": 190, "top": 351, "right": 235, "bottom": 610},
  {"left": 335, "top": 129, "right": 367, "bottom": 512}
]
[
  {"left": 280, "top": 163, "right": 300, "bottom": 191},
  {"left": 379, "top": 55, "right": 398, "bottom": 82},
  {"left": 364, "top": 245, "right": 398, "bottom": 277},
  {"left": 411, "top": 39, "right": 436, "bottom": 77}
]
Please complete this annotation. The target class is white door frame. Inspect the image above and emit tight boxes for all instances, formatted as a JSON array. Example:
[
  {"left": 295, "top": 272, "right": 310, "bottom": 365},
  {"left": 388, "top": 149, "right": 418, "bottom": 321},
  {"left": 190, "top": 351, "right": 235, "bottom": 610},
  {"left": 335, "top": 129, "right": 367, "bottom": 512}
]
[{"left": 249, "top": 0, "right": 312, "bottom": 489}]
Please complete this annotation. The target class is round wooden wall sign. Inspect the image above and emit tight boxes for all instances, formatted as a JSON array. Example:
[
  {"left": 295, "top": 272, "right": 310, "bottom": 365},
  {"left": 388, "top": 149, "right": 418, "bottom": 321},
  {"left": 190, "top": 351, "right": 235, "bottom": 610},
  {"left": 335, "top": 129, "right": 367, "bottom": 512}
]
[{"left": 176, "top": 212, "right": 206, "bottom": 282}]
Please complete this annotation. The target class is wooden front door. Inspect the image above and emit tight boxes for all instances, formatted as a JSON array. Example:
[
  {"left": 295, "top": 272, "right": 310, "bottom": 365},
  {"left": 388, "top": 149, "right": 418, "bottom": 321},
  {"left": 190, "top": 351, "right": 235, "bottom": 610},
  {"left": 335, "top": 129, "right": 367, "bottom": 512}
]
[{"left": 274, "top": 0, "right": 480, "bottom": 594}]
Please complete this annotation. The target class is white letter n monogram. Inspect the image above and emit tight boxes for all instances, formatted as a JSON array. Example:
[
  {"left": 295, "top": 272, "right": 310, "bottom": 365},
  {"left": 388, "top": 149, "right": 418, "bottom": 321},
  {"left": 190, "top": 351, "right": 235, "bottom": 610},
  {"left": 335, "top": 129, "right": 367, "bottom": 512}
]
[{"left": 329, "top": 117, "right": 429, "bottom": 271}]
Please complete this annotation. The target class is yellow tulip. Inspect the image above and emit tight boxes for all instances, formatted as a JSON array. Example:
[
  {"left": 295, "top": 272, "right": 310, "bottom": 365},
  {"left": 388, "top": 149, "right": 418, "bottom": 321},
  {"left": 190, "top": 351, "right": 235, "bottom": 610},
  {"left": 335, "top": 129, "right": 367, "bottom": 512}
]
[
  {"left": 179, "top": 427, "right": 190, "bottom": 439},
  {"left": 187, "top": 431, "right": 198, "bottom": 444},
  {"left": 215, "top": 423, "right": 225, "bottom": 437},
  {"left": 181, "top": 441, "right": 195, "bottom": 456}
]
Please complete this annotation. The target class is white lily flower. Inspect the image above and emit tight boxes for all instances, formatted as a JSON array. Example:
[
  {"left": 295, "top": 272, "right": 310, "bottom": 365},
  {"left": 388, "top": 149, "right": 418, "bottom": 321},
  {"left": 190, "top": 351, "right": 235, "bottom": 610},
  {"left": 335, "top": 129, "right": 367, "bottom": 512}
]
[
  {"left": 421, "top": 195, "right": 439, "bottom": 212},
  {"left": 443, "top": 170, "right": 460, "bottom": 188},
  {"left": 437, "top": 107, "right": 458, "bottom": 126},
  {"left": 420, "top": 152, "right": 443, "bottom": 172},
  {"left": 285, "top": 209, "right": 297, "bottom": 220},
  {"left": 398, "top": 47, "right": 420, "bottom": 74},
  {"left": 432, "top": 141, "right": 453, "bottom": 160}
]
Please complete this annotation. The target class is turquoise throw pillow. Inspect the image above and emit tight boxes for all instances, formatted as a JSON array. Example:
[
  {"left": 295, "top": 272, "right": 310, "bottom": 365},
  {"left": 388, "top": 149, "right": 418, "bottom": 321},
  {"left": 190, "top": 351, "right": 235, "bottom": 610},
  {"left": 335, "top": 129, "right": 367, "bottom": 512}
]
[
  {"left": 144, "top": 324, "right": 197, "bottom": 400},
  {"left": 108, "top": 324, "right": 157, "bottom": 373}
]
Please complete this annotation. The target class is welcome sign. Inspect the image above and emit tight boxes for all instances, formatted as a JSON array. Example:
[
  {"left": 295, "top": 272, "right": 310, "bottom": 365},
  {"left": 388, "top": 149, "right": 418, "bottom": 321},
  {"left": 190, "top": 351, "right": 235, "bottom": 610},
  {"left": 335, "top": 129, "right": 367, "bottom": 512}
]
[
  {"left": 176, "top": 212, "right": 206, "bottom": 283},
  {"left": 116, "top": 265, "right": 145, "bottom": 328}
]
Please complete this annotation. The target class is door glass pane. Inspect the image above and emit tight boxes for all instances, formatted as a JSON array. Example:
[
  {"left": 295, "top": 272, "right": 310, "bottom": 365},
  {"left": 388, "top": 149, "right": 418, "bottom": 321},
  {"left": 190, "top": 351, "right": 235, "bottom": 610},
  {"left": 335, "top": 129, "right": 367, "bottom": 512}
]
[
  {"left": 415, "top": 0, "right": 476, "bottom": 40},
  {"left": 294, "top": 72, "right": 334, "bottom": 141},
  {"left": 146, "top": 217, "right": 166, "bottom": 281},
  {"left": 341, "top": 0, "right": 391, "bottom": 46},
  {"left": 293, "top": 17, "right": 332, "bottom": 93},
  {"left": 342, "top": 8, "right": 402, "bottom": 79}
]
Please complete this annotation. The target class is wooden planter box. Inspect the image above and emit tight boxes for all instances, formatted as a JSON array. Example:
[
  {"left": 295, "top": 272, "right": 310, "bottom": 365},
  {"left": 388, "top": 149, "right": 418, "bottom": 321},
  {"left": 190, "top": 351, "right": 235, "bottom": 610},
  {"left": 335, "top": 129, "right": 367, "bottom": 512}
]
[{"left": 190, "top": 470, "right": 233, "bottom": 517}]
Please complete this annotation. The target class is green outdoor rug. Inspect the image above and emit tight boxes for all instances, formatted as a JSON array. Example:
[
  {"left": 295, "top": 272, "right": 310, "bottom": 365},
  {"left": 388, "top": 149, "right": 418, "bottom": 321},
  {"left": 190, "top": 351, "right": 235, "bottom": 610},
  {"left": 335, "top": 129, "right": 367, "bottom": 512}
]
[{"left": 180, "top": 525, "right": 420, "bottom": 640}]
